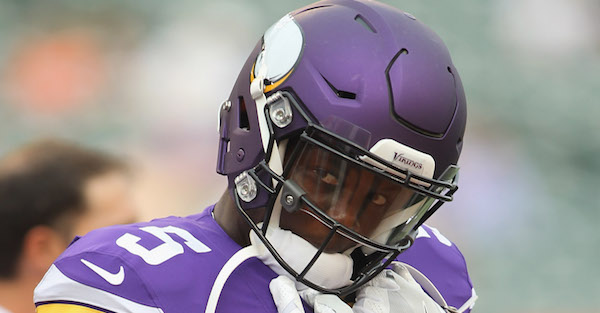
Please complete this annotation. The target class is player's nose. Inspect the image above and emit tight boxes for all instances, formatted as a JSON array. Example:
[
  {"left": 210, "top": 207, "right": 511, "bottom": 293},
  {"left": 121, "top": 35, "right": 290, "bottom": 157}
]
[{"left": 326, "top": 192, "right": 369, "bottom": 230}]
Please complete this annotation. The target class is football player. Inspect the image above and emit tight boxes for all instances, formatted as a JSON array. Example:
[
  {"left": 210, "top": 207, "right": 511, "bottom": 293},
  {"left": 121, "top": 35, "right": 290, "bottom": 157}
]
[{"left": 34, "top": 1, "right": 477, "bottom": 312}]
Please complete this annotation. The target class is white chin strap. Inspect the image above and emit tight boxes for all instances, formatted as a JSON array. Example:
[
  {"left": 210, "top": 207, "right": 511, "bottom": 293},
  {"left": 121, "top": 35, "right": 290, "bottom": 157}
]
[
  {"left": 250, "top": 224, "right": 354, "bottom": 291},
  {"left": 251, "top": 57, "right": 285, "bottom": 234}
]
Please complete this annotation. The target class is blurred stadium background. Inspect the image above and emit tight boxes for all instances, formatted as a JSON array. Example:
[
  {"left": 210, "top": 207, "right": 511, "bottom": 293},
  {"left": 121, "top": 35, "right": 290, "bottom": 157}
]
[{"left": 0, "top": 0, "right": 598, "bottom": 312}]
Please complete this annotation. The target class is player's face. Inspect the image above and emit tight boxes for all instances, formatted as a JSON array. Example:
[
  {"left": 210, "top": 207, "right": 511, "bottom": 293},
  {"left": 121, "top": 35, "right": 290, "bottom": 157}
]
[{"left": 279, "top": 142, "right": 415, "bottom": 253}]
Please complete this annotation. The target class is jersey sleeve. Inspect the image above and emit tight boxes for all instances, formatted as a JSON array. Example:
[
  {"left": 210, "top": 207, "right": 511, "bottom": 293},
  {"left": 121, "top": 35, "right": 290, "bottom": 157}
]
[
  {"left": 34, "top": 223, "right": 167, "bottom": 313},
  {"left": 396, "top": 225, "right": 477, "bottom": 313},
  {"left": 35, "top": 207, "right": 307, "bottom": 313},
  {"left": 34, "top": 263, "right": 163, "bottom": 313},
  {"left": 33, "top": 210, "right": 274, "bottom": 313}
]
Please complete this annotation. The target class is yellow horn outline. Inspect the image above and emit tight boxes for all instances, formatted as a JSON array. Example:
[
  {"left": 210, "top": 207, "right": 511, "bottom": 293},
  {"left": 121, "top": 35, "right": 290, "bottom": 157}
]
[{"left": 250, "top": 63, "right": 294, "bottom": 93}]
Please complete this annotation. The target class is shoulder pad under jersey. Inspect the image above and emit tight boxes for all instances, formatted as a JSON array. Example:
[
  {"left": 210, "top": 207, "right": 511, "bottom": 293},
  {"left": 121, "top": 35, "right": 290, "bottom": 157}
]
[{"left": 396, "top": 225, "right": 477, "bottom": 313}]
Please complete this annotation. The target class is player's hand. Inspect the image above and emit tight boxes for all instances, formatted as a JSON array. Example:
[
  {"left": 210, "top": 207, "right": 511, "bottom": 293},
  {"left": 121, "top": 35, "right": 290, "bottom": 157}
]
[
  {"left": 353, "top": 262, "right": 446, "bottom": 313},
  {"left": 270, "top": 276, "right": 352, "bottom": 313},
  {"left": 270, "top": 262, "right": 446, "bottom": 313}
]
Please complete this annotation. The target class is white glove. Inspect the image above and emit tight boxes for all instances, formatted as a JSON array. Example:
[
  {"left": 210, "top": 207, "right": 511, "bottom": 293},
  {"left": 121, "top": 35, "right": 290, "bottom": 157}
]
[
  {"left": 353, "top": 263, "right": 446, "bottom": 313},
  {"left": 270, "top": 276, "right": 305, "bottom": 313},
  {"left": 270, "top": 263, "right": 446, "bottom": 313},
  {"left": 270, "top": 276, "right": 352, "bottom": 313}
]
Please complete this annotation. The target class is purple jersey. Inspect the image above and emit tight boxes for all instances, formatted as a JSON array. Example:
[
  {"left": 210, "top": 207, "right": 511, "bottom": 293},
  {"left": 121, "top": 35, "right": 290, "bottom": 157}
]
[
  {"left": 34, "top": 205, "right": 475, "bottom": 313},
  {"left": 397, "top": 225, "right": 476, "bottom": 313}
]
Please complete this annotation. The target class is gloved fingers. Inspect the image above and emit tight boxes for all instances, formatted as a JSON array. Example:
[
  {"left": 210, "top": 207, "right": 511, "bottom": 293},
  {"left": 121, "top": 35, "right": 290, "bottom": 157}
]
[
  {"left": 390, "top": 262, "right": 419, "bottom": 285},
  {"left": 354, "top": 263, "right": 448, "bottom": 313},
  {"left": 270, "top": 276, "right": 305, "bottom": 313},
  {"left": 313, "top": 294, "right": 353, "bottom": 313},
  {"left": 362, "top": 268, "right": 404, "bottom": 290},
  {"left": 355, "top": 279, "right": 446, "bottom": 313},
  {"left": 353, "top": 285, "right": 389, "bottom": 313},
  {"left": 298, "top": 287, "right": 320, "bottom": 308},
  {"left": 296, "top": 288, "right": 353, "bottom": 313}
]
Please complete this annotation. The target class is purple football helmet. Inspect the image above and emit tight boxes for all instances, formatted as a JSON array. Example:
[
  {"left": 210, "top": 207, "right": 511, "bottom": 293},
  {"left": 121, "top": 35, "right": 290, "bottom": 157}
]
[{"left": 216, "top": 0, "right": 466, "bottom": 295}]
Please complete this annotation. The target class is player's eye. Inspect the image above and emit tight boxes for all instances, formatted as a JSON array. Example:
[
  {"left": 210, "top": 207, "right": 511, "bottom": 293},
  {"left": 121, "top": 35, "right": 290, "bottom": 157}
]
[
  {"left": 313, "top": 169, "right": 339, "bottom": 186},
  {"left": 371, "top": 193, "right": 387, "bottom": 206}
]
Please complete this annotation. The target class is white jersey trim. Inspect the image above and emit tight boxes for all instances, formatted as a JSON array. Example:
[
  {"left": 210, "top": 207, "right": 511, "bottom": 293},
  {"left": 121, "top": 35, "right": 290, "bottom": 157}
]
[
  {"left": 456, "top": 288, "right": 478, "bottom": 313},
  {"left": 34, "top": 264, "right": 164, "bottom": 313},
  {"left": 205, "top": 245, "right": 260, "bottom": 313},
  {"left": 399, "top": 262, "right": 477, "bottom": 313}
]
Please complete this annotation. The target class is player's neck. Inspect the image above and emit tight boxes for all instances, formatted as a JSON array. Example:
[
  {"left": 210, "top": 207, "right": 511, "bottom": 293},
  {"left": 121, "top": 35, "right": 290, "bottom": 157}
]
[
  {"left": 213, "top": 190, "right": 253, "bottom": 247},
  {"left": 0, "top": 276, "right": 37, "bottom": 313}
]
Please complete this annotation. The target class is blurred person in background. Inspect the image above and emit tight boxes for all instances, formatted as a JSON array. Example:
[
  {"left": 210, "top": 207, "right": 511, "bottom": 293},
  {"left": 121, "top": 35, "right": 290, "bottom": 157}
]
[
  {"left": 33, "top": 1, "right": 476, "bottom": 313},
  {"left": 0, "top": 139, "right": 138, "bottom": 313}
]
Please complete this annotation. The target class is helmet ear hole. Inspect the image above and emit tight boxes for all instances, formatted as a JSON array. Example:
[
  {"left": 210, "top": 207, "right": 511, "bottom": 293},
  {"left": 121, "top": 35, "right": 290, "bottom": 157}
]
[{"left": 238, "top": 96, "right": 250, "bottom": 131}]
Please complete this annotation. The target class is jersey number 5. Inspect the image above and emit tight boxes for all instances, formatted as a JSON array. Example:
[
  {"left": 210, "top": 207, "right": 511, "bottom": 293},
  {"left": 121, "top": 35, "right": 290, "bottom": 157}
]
[{"left": 116, "top": 226, "right": 211, "bottom": 265}]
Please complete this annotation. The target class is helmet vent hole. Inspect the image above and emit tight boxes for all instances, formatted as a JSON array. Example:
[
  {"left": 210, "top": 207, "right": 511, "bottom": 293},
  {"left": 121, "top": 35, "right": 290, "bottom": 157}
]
[
  {"left": 354, "top": 14, "right": 376, "bottom": 33},
  {"left": 238, "top": 96, "right": 251, "bottom": 131},
  {"left": 297, "top": 4, "right": 332, "bottom": 15},
  {"left": 447, "top": 66, "right": 452, "bottom": 73},
  {"left": 321, "top": 74, "right": 357, "bottom": 99}
]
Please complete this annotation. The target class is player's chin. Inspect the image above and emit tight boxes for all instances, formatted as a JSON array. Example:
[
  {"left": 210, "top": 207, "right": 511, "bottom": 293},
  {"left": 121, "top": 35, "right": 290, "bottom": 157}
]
[
  {"left": 279, "top": 210, "right": 357, "bottom": 253},
  {"left": 302, "top": 233, "right": 357, "bottom": 254}
]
